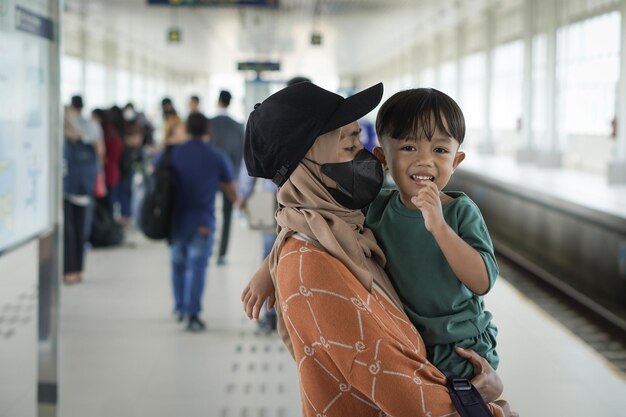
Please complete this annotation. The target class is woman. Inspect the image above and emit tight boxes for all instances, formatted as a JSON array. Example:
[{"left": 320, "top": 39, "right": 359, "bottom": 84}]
[
  {"left": 92, "top": 109, "right": 123, "bottom": 215},
  {"left": 242, "top": 82, "right": 515, "bottom": 417},
  {"left": 63, "top": 99, "right": 99, "bottom": 284},
  {"left": 163, "top": 114, "right": 186, "bottom": 146}
]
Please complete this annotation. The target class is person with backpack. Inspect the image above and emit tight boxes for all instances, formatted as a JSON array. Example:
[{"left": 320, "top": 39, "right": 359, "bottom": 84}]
[{"left": 162, "top": 113, "right": 237, "bottom": 331}]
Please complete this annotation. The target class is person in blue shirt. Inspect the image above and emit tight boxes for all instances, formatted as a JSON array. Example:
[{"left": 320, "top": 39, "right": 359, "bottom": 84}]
[{"left": 168, "top": 112, "right": 237, "bottom": 331}]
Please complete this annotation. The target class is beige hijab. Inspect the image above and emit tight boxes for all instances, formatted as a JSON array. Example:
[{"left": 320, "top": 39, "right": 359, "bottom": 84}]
[{"left": 268, "top": 128, "right": 402, "bottom": 310}]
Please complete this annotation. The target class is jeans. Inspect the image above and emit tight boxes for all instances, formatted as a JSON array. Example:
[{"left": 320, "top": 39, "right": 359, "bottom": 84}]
[
  {"left": 118, "top": 177, "right": 132, "bottom": 218},
  {"left": 107, "top": 183, "right": 120, "bottom": 217},
  {"left": 169, "top": 231, "right": 214, "bottom": 316}
]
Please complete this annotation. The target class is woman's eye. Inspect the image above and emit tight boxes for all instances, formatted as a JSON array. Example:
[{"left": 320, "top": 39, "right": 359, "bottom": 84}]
[{"left": 344, "top": 146, "right": 357, "bottom": 152}]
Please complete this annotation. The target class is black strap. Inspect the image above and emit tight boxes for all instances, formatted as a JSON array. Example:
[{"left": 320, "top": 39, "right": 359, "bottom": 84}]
[{"left": 441, "top": 369, "right": 495, "bottom": 417}]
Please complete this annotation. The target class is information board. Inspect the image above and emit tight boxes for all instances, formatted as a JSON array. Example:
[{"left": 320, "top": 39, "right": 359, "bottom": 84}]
[
  {"left": 147, "top": 0, "right": 278, "bottom": 7},
  {"left": 0, "top": 0, "right": 52, "bottom": 252}
]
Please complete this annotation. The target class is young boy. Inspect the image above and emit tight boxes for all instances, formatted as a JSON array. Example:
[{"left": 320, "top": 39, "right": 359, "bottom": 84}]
[
  {"left": 242, "top": 88, "right": 499, "bottom": 380},
  {"left": 368, "top": 88, "right": 499, "bottom": 379}
]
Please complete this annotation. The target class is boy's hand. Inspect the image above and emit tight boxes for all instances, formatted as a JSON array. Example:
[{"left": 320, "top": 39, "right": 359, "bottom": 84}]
[
  {"left": 410, "top": 181, "right": 445, "bottom": 233},
  {"left": 241, "top": 260, "right": 276, "bottom": 320}
]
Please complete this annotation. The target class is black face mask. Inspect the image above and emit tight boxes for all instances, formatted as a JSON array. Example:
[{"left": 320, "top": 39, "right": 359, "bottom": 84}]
[{"left": 306, "top": 149, "right": 384, "bottom": 210}]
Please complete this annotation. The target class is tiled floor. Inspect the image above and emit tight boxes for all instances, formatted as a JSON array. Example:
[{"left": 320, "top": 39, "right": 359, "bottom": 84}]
[{"left": 59, "top": 217, "right": 626, "bottom": 417}]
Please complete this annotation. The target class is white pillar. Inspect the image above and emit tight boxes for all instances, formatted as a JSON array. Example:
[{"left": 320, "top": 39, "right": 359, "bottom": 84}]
[
  {"left": 480, "top": 8, "right": 495, "bottom": 154},
  {"left": 127, "top": 49, "right": 135, "bottom": 106},
  {"left": 79, "top": 23, "right": 87, "bottom": 97},
  {"left": 104, "top": 40, "right": 117, "bottom": 106},
  {"left": 456, "top": 22, "right": 465, "bottom": 104},
  {"left": 518, "top": 0, "right": 535, "bottom": 162},
  {"left": 609, "top": 0, "right": 626, "bottom": 183},
  {"left": 537, "top": 0, "right": 562, "bottom": 167},
  {"left": 433, "top": 34, "right": 442, "bottom": 89}
]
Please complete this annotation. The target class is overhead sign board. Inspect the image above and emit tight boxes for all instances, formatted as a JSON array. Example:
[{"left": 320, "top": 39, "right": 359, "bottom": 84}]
[
  {"left": 148, "top": 0, "right": 278, "bottom": 7},
  {"left": 15, "top": 6, "right": 54, "bottom": 40},
  {"left": 237, "top": 61, "right": 280, "bottom": 72}
]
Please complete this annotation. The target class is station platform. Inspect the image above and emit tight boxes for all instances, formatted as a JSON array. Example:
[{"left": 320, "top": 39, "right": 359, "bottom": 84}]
[
  {"left": 59, "top": 216, "right": 626, "bottom": 417},
  {"left": 457, "top": 153, "right": 626, "bottom": 223}
]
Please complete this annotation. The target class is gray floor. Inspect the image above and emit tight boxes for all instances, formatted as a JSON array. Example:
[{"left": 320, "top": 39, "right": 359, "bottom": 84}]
[
  {"left": 59, "top": 217, "right": 626, "bottom": 417},
  {"left": 59, "top": 220, "right": 300, "bottom": 417}
]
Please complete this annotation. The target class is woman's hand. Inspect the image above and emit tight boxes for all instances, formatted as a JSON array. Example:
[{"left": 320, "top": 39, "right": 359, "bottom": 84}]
[
  {"left": 241, "top": 258, "right": 275, "bottom": 320},
  {"left": 455, "top": 347, "right": 503, "bottom": 403}
]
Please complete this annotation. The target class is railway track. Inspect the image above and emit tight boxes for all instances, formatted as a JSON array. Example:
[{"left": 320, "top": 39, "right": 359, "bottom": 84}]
[{"left": 497, "top": 254, "right": 626, "bottom": 376}]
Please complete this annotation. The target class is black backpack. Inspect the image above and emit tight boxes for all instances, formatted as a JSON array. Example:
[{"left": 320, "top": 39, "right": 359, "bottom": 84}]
[
  {"left": 140, "top": 146, "right": 176, "bottom": 240},
  {"left": 89, "top": 198, "right": 124, "bottom": 247}
]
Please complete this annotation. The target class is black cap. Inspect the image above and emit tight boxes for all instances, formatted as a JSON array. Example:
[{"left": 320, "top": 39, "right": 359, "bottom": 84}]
[{"left": 244, "top": 82, "right": 383, "bottom": 186}]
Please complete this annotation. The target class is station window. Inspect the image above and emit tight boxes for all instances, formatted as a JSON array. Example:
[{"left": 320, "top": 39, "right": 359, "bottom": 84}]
[
  {"left": 557, "top": 11, "right": 620, "bottom": 136},
  {"left": 145, "top": 76, "right": 161, "bottom": 120},
  {"left": 116, "top": 70, "right": 131, "bottom": 106},
  {"left": 439, "top": 60, "right": 458, "bottom": 102},
  {"left": 460, "top": 52, "right": 486, "bottom": 130},
  {"left": 492, "top": 40, "right": 523, "bottom": 131},
  {"left": 419, "top": 67, "right": 436, "bottom": 89},
  {"left": 132, "top": 74, "right": 147, "bottom": 110},
  {"left": 532, "top": 34, "right": 547, "bottom": 136},
  {"left": 85, "top": 61, "right": 106, "bottom": 110},
  {"left": 61, "top": 55, "right": 83, "bottom": 106}
]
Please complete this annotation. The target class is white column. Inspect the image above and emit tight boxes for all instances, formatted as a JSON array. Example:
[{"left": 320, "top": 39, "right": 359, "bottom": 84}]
[
  {"left": 127, "top": 49, "right": 135, "bottom": 106},
  {"left": 480, "top": 8, "right": 495, "bottom": 154},
  {"left": 456, "top": 21, "right": 465, "bottom": 104},
  {"left": 537, "top": 0, "right": 562, "bottom": 167},
  {"left": 104, "top": 40, "right": 117, "bottom": 106},
  {"left": 609, "top": 0, "right": 626, "bottom": 183},
  {"left": 518, "top": 0, "right": 535, "bottom": 162},
  {"left": 433, "top": 34, "right": 442, "bottom": 89},
  {"left": 79, "top": 23, "right": 87, "bottom": 96}
]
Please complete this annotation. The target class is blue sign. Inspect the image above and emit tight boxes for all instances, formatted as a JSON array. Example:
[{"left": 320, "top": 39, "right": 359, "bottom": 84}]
[
  {"left": 147, "top": 0, "right": 278, "bottom": 6},
  {"left": 15, "top": 6, "right": 54, "bottom": 41}
]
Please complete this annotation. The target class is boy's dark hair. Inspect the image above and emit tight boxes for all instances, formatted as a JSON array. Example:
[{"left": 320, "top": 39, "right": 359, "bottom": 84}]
[
  {"left": 190, "top": 95, "right": 200, "bottom": 103},
  {"left": 218, "top": 90, "right": 232, "bottom": 107},
  {"left": 186, "top": 112, "right": 210, "bottom": 137},
  {"left": 376, "top": 88, "right": 465, "bottom": 145},
  {"left": 161, "top": 97, "right": 172, "bottom": 107}
]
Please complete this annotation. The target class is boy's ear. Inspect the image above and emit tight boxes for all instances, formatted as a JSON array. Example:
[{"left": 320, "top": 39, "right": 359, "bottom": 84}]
[
  {"left": 373, "top": 146, "right": 388, "bottom": 170},
  {"left": 452, "top": 151, "right": 465, "bottom": 171}
]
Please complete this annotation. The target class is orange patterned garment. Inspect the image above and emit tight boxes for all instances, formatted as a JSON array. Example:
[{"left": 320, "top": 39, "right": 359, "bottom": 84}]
[{"left": 276, "top": 237, "right": 504, "bottom": 417}]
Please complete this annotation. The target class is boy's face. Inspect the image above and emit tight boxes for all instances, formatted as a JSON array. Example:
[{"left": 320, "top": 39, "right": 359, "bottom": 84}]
[{"left": 374, "top": 120, "right": 465, "bottom": 209}]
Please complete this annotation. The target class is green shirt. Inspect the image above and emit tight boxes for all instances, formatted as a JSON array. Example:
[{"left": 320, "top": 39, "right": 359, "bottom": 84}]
[{"left": 366, "top": 189, "right": 498, "bottom": 346}]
